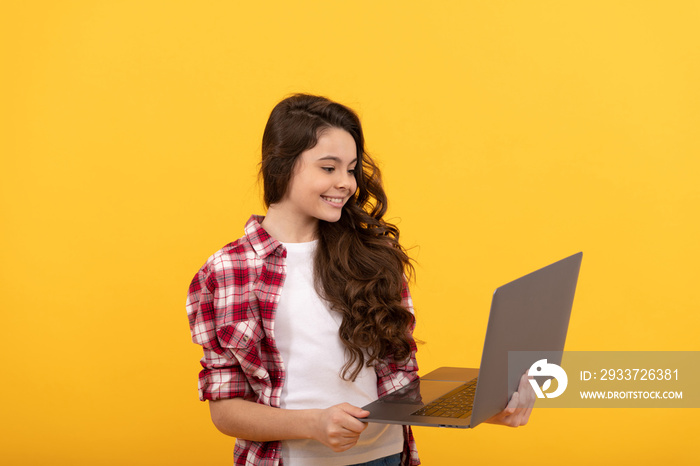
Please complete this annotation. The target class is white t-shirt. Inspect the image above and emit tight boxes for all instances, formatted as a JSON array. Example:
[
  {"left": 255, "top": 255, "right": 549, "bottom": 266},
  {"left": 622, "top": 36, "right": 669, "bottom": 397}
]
[{"left": 274, "top": 240, "right": 403, "bottom": 466}]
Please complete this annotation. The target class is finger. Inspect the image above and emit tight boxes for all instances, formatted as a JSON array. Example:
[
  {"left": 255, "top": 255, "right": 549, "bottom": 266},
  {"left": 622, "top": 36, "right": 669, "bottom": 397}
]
[
  {"left": 342, "top": 417, "right": 369, "bottom": 434},
  {"left": 504, "top": 400, "right": 528, "bottom": 427},
  {"left": 504, "top": 390, "right": 519, "bottom": 414},
  {"left": 524, "top": 374, "right": 537, "bottom": 395},
  {"left": 516, "top": 373, "right": 537, "bottom": 408},
  {"left": 338, "top": 403, "right": 370, "bottom": 419},
  {"left": 519, "top": 406, "right": 533, "bottom": 426},
  {"left": 519, "top": 375, "right": 537, "bottom": 414},
  {"left": 336, "top": 438, "right": 360, "bottom": 452},
  {"left": 512, "top": 387, "right": 536, "bottom": 425},
  {"left": 337, "top": 427, "right": 367, "bottom": 439},
  {"left": 335, "top": 413, "right": 369, "bottom": 434},
  {"left": 518, "top": 372, "right": 532, "bottom": 394},
  {"left": 337, "top": 404, "right": 370, "bottom": 433}
]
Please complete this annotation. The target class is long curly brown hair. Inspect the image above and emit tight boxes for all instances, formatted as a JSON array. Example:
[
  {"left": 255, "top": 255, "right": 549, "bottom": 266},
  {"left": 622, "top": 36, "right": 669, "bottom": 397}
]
[{"left": 260, "top": 93, "right": 415, "bottom": 381}]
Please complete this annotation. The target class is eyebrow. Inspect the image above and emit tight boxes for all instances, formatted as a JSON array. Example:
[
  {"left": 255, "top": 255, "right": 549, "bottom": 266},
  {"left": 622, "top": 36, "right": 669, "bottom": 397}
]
[{"left": 317, "top": 156, "right": 358, "bottom": 164}]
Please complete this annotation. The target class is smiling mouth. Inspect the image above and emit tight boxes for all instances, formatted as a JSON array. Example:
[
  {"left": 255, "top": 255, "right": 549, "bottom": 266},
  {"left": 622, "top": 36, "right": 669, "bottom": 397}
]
[{"left": 321, "top": 196, "right": 345, "bottom": 206}]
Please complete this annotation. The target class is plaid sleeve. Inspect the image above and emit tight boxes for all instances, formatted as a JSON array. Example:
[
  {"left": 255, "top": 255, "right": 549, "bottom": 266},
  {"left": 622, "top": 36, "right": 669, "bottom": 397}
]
[
  {"left": 186, "top": 263, "right": 254, "bottom": 401},
  {"left": 378, "top": 283, "right": 420, "bottom": 465},
  {"left": 376, "top": 283, "right": 420, "bottom": 398},
  {"left": 402, "top": 425, "right": 420, "bottom": 466}
]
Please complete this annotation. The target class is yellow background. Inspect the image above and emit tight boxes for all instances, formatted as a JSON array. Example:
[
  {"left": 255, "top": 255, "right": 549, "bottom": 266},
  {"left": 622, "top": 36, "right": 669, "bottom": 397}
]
[{"left": 2, "top": 1, "right": 698, "bottom": 464}]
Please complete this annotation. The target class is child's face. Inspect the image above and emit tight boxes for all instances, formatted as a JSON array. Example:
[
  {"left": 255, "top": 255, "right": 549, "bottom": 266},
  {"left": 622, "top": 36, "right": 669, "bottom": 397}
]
[{"left": 281, "top": 127, "right": 358, "bottom": 226}]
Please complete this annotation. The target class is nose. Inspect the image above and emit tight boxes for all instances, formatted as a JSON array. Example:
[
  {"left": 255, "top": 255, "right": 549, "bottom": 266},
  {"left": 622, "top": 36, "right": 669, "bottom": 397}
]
[{"left": 336, "top": 171, "right": 356, "bottom": 191}]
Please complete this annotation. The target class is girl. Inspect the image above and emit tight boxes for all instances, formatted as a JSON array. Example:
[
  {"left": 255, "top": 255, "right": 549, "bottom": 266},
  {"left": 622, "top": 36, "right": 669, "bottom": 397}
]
[{"left": 187, "top": 94, "right": 533, "bottom": 466}]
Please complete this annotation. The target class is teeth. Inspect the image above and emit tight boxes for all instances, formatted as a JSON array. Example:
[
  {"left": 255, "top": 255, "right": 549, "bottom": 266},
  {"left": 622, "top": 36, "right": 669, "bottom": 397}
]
[{"left": 322, "top": 196, "right": 343, "bottom": 203}]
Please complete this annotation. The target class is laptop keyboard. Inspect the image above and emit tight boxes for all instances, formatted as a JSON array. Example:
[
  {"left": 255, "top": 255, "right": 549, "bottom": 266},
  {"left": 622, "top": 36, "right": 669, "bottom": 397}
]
[{"left": 411, "top": 378, "right": 478, "bottom": 419}]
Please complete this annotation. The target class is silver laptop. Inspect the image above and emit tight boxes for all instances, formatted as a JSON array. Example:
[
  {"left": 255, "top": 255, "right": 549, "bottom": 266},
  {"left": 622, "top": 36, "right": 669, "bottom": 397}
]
[{"left": 360, "top": 252, "right": 582, "bottom": 428}]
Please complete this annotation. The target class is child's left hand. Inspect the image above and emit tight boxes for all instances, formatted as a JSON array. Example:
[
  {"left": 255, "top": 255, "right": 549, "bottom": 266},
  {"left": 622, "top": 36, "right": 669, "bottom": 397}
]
[{"left": 484, "top": 372, "right": 536, "bottom": 427}]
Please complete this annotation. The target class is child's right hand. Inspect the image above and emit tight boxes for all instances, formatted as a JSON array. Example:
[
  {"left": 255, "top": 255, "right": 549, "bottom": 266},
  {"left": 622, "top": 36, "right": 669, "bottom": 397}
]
[{"left": 313, "top": 403, "right": 370, "bottom": 452}]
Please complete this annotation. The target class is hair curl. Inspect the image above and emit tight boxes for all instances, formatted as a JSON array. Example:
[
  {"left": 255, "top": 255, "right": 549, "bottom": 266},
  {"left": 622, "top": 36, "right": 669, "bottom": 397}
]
[{"left": 260, "top": 93, "right": 415, "bottom": 381}]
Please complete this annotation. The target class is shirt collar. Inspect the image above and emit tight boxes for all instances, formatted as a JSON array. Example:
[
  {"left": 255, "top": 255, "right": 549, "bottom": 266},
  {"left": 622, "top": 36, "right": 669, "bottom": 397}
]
[{"left": 244, "top": 215, "right": 286, "bottom": 259}]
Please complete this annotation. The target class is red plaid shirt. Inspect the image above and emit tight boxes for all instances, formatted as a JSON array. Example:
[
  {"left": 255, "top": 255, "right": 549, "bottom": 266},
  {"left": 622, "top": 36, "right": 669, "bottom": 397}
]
[{"left": 187, "top": 215, "right": 420, "bottom": 466}]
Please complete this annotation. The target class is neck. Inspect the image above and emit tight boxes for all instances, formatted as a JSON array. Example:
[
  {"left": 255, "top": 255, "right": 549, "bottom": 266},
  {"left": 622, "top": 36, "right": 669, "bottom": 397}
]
[{"left": 261, "top": 204, "right": 319, "bottom": 243}]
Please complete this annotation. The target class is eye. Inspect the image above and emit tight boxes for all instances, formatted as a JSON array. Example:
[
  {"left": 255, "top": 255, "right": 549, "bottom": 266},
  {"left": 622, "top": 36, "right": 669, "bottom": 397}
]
[
  {"left": 348, "top": 167, "right": 356, "bottom": 175},
  {"left": 321, "top": 167, "right": 335, "bottom": 173}
]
